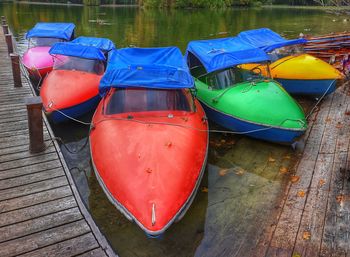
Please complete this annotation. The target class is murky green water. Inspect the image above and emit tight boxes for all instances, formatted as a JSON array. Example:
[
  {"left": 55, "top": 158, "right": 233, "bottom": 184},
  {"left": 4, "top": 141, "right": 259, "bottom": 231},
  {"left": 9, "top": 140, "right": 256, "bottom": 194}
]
[{"left": 0, "top": 2, "right": 345, "bottom": 256}]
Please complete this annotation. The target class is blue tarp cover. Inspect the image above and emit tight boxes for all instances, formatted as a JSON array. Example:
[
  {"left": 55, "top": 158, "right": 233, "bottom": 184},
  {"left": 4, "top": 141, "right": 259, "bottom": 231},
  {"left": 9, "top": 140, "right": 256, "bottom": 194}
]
[
  {"left": 99, "top": 47, "right": 194, "bottom": 94},
  {"left": 49, "top": 42, "right": 106, "bottom": 61},
  {"left": 185, "top": 37, "right": 271, "bottom": 73},
  {"left": 72, "top": 36, "right": 115, "bottom": 52},
  {"left": 238, "top": 28, "right": 307, "bottom": 52},
  {"left": 26, "top": 22, "right": 75, "bottom": 40}
]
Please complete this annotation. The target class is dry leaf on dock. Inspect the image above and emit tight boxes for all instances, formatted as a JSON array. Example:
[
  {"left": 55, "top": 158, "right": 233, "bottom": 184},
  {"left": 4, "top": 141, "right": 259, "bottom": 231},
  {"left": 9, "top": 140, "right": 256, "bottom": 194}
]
[
  {"left": 303, "top": 231, "right": 311, "bottom": 240},
  {"left": 290, "top": 175, "right": 300, "bottom": 183},
  {"left": 319, "top": 179, "right": 326, "bottom": 187},
  {"left": 297, "top": 190, "right": 306, "bottom": 197},
  {"left": 279, "top": 167, "right": 288, "bottom": 174}
]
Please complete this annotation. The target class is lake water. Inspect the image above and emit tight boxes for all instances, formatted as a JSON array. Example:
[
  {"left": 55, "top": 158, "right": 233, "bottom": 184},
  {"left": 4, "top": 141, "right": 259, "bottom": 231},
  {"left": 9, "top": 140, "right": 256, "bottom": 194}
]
[{"left": 0, "top": 2, "right": 347, "bottom": 256}]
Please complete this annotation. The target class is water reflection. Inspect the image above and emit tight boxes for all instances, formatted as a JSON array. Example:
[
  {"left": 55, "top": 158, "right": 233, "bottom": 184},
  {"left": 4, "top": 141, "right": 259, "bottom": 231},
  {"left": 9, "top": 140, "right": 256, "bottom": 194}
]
[{"left": 0, "top": 2, "right": 327, "bottom": 256}]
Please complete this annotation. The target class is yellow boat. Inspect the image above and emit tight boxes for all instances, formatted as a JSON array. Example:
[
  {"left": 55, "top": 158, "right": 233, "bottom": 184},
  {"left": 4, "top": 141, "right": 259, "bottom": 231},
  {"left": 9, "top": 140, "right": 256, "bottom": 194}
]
[{"left": 238, "top": 28, "right": 344, "bottom": 97}]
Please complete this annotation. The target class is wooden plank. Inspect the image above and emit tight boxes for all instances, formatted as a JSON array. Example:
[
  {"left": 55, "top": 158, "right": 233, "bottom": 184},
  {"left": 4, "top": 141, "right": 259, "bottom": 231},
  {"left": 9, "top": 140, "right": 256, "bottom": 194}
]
[
  {"left": 293, "top": 153, "right": 334, "bottom": 257},
  {"left": 320, "top": 152, "right": 348, "bottom": 257},
  {"left": 0, "top": 207, "right": 82, "bottom": 243},
  {"left": 0, "top": 119, "right": 28, "bottom": 133},
  {"left": 0, "top": 185, "right": 72, "bottom": 213},
  {"left": 0, "top": 167, "right": 64, "bottom": 190},
  {"left": 0, "top": 152, "right": 58, "bottom": 171},
  {"left": 0, "top": 145, "right": 55, "bottom": 163},
  {"left": 0, "top": 137, "right": 52, "bottom": 153},
  {"left": 0, "top": 131, "right": 50, "bottom": 147},
  {"left": 0, "top": 176, "right": 68, "bottom": 201},
  {"left": 0, "top": 127, "right": 48, "bottom": 139},
  {"left": 19, "top": 233, "right": 100, "bottom": 257},
  {"left": 0, "top": 196, "right": 77, "bottom": 227},
  {"left": 77, "top": 248, "right": 108, "bottom": 257},
  {"left": 0, "top": 219, "right": 90, "bottom": 257},
  {"left": 0, "top": 159, "right": 62, "bottom": 180}
]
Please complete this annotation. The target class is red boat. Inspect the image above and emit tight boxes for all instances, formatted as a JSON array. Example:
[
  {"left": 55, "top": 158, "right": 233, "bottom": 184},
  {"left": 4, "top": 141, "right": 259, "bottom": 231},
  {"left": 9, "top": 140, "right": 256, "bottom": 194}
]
[
  {"left": 40, "top": 41, "right": 109, "bottom": 123},
  {"left": 90, "top": 47, "right": 209, "bottom": 236}
]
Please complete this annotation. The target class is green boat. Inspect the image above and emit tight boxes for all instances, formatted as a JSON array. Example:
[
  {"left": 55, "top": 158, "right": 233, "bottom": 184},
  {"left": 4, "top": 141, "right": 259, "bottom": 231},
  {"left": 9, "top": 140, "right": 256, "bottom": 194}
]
[{"left": 185, "top": 37, "right": 307, "bottom": 144}]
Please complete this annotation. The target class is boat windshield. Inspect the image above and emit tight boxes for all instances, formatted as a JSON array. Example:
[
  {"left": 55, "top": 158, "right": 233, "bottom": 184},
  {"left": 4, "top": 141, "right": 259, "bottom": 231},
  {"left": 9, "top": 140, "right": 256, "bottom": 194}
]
[
  {"left": 105, "top": 88, "right": 193, "bottom": 115},
  {"left": 53, "top": 55, "right": 105, "bottom": 75},
  {"left": 192, "top": 66, "right": 266, "bottom": 90},
  {"left": 29, "top": 37, "right": 64, "bottom": 47}
]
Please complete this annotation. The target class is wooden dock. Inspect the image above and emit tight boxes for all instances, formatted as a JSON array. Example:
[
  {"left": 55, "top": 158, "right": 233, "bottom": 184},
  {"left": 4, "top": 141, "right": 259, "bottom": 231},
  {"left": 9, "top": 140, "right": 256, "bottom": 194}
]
[
  {"left": 0, "top": 25, "right": 116, "bottom": 256},
  {"left": 252, "top": 84, "right": 350, "bottom": 257}
]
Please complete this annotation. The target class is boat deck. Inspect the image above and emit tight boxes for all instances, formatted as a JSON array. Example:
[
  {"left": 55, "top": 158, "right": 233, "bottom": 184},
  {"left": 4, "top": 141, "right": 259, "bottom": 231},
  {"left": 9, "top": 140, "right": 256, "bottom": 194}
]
[{"left": 0, "top": 26, "right": 116, "bottom": 256}]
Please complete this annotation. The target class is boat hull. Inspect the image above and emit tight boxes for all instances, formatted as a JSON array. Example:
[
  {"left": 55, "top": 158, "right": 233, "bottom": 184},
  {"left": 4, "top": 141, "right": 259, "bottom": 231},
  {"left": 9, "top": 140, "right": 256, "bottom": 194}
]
[
  {"left": 48, "top": 95, "right": 101, "bottom": 123},
  {"left": 200, "top": 101, "right": 304, "bottom": 144},
  {"left": 41, "top": 70, "right": 102, "bottom": 123},
  {"left": 22, "top": 46, "right": 53, "bottom": 81},
  {"left": 90, "top": 95, "right": 209, "bottom": 236},
  {"left": 275, "top": 78, "right": 337, "bottom": 97}
]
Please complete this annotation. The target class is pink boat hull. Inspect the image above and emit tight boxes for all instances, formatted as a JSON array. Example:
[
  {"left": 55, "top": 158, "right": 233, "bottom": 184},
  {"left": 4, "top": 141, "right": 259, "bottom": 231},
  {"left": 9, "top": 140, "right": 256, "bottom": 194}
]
[{"left": 22, "top": 46, "right": 53, "bottom": 80}]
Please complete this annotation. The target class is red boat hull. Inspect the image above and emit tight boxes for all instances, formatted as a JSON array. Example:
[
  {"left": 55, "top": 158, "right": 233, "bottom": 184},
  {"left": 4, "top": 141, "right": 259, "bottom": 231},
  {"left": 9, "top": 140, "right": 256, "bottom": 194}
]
[
  {"left": 41, "top": 70, "right": 101, "bottom": 111},
  {"left": 90, "top": 91, "right": 208, "bottom": 235}
]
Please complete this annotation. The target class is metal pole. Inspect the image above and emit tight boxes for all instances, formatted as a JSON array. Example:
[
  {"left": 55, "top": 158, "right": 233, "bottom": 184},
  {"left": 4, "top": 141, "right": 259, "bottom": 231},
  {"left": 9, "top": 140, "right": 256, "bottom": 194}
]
[
  {"left": 5, "top": 33, "right": 13, "bottom": 55},
  {"left": 10, "top": 53, "right": 22, "bottom": 88},
  {"left": 25, "top": 97, "right": 45, "bottom": 153}
]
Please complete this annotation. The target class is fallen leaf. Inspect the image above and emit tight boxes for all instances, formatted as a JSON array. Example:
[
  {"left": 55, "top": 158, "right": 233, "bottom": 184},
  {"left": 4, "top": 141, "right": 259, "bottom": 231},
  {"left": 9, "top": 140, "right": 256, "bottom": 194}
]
[
  {"left": 201, "top": 187, "right": 208, "bottom": 193},
  {"left": 235, "top": 169, "right": 245, "bottom": 176},
  {"left": 268, "top": 157, "right": 276, "bottom": 162},
  {"left": 279, "top": 167, "right": 288, "bottom": 174},
  {"left": 219, "top": 169, "right": 229, "bottom": 177},
  {"left": 325, "top": 117, "right": 332, "bottom": 123},
  {"left": 290, "top": 175, "right": 300, "bottom": 183},
  {"left": 297, "top": 190, "right": 306, "bottom": 197},
  {"left": 292, "top": 253, "right": 301, "bottom": 257},
  {"left": 221, "top": 139, "right": 226, "bottom": 143},
  {"left": 283, "top": 155, "right": 291, "bottom": 160},
  {"left": 303, "top": 231, "right": 311, "bottom": 240},
  {"left": 336, "top": 122, "right": 343, "bottom": 128},
  {"left": 336, "top": 195, "right": 344, "bottom": 203},
  {"left": 345, "top": 111, "right": 350, "bottom": 116},
  {"left": 319, "top": 179, "right": 326, "bottom": 187}
]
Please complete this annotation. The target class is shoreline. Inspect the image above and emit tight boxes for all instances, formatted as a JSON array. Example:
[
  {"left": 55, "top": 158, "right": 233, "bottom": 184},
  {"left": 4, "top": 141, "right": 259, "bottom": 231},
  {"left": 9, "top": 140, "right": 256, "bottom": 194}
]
[{"left": 4, "top": 1, "right": 350, "bottom": 10}]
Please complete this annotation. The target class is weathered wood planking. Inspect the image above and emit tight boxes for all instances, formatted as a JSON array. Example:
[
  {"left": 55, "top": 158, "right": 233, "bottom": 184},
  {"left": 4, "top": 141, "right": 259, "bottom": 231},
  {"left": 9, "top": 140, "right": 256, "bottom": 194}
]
[
  {"left": 264, "top": 83, "right": 350, "bottom": 257},
  {"left": 0, "top": 22, "right": 115, "bottom": 257}
]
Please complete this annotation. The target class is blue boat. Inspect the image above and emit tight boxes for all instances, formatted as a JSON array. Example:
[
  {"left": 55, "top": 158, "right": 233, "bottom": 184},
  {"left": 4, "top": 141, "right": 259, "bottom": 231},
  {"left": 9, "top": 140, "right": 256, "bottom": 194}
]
[
  {"left": 185, "top": 37, "right": 307, "bottom": 144},
  {"left": 238, "top": 28, "right": 343, "bottom": 97},
  {"left": 40, "top": 37, "right": 115, "bottom": 123}
]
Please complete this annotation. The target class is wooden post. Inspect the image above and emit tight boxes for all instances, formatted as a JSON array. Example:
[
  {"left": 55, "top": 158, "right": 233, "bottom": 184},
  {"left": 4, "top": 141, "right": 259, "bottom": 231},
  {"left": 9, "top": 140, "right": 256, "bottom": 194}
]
[
  {"left": 1, "top": 16, "right": 6, "bottom": 26},
  {"left": 25, "top": 97, "right": 45, "bottom": 153},
  {"left": 2, "top": 24, "right": 8, "bottom": 35},
  {"left": 10, "top": 53, "right": 22, "bottom": 87},
  {"left": 5, "top": 33, "right": 13, "bottom": 54}
]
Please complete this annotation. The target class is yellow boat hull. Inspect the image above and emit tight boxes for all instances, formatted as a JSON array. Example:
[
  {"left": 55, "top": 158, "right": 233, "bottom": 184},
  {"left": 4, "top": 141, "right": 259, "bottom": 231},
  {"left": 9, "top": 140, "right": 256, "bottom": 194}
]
[{"left": 241, "top": 54, "right": 343, "bottom": 80}]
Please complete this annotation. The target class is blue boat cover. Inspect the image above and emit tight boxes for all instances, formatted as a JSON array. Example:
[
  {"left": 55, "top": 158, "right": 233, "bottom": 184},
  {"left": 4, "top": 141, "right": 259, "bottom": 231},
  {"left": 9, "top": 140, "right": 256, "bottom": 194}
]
[
  {"left": 99, "top": 47, "right": 194, "bottom": 94},
  {"left": 49, "top": 42, "right": 106, "bottom": 61},
  {"left": 238, "top": 28, "right": 307, "bottom": 52},
  {"left": 26, "top": 22, "right": 75, "bottom": 40},
  {"left": 185, "top": 37, "right": 270, "bottom": 73},
  {"left": 72, "top": 36, "right": 115, "bottom": 52}
]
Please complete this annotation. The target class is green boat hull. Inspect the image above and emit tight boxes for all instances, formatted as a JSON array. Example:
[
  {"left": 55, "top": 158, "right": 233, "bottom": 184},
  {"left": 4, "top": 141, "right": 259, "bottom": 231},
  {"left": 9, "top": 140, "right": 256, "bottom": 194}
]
[{"left": 195, "top": 79, "right": 307, "bottom": 144}]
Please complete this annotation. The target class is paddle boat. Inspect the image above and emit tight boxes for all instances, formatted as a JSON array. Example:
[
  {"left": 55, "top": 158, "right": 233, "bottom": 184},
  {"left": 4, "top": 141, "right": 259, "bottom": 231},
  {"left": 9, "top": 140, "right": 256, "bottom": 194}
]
[
  {"left": 41, "top": 42, "right": 108, "bottom": 123},
  {"left": 90, "top": 47, "right": 209, "bottom": 236},
  {"left": 22, "top": 22, "right": 75, "bottom": 82},
  {"left": 238, "top": 28, "right": 343, "bottom": 97},
  {"left": 185, "top": 37, "right": 307, "bottom": 144}
]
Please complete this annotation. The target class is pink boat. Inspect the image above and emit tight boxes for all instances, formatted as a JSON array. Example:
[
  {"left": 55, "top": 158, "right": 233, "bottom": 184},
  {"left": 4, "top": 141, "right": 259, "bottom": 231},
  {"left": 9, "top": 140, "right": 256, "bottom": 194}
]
[{"left": 22, "top": 22, "right": 75, "bottom": 82}]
